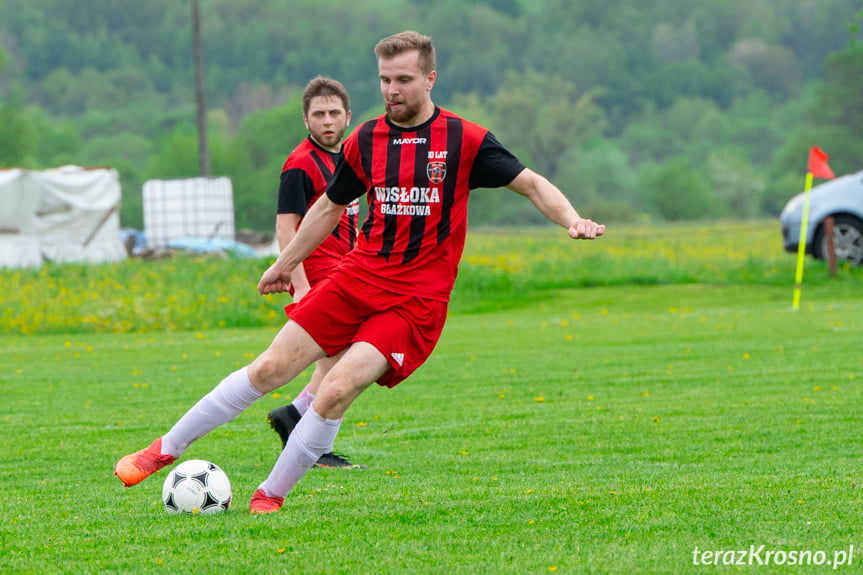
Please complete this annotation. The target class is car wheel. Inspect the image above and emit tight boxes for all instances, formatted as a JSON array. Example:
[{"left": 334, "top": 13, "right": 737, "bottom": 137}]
[{"left": 813, "top": 214, "right": 863, "bottom": 266}]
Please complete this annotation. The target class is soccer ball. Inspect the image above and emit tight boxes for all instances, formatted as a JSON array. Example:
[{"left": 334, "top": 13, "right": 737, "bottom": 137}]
[{"left": 161, "top": 459, "right": 232, "bottom": 515}]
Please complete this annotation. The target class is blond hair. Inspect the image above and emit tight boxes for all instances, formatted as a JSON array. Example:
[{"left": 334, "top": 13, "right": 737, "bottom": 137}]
[{"left": 374, "top": 31, "right": 436, "bottom": 74}]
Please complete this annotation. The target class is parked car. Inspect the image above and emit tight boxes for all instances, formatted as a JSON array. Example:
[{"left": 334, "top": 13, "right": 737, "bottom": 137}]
[{"left": 780, "top": 169, "right": 863, "bottom": 266}]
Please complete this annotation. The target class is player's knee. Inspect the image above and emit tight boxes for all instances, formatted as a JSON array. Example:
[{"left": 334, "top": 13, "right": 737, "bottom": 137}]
[
  {"left": 248, "top": 351, "right": 282, "bottom": 390},
  {"left": 315, "top": 377, "right": 358, "bottom": 416}
]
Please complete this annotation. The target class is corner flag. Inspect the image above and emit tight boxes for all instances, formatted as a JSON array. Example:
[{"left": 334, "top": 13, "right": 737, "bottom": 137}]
[
  {"left": 807, "top": 146, "right": 835, "bottom": 180},
  {"left": 792, "top": 146, "right": 835, "bottom": 310}
]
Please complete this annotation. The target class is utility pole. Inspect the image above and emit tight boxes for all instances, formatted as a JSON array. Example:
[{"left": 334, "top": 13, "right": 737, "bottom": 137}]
[{"left": 192, "top": 0, "right": 210, "bottom": 176}]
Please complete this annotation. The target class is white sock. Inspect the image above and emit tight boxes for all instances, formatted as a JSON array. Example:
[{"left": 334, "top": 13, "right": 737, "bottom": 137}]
[
  {"left": 258, "top": 404, "right": 341, "bottom": 498},
  {"left": 291, "top": 385, "right": 315, "bottom": 416},
  {"left": 161, "top": 366, "right": 263, "bottom": 457}
]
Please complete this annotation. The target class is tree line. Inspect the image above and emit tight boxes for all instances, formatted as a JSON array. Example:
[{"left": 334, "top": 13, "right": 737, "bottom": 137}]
[{"left": 0, "top": 0, "right": 861, "bottom": 231}]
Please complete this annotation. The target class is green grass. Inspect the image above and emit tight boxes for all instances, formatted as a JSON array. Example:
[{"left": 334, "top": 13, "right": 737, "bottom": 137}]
[{"left": 2, "top": 281, "right": 862, "bottom": 574}]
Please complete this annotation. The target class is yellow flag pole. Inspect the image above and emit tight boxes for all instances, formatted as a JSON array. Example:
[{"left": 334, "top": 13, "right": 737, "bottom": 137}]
[{"left": 791, "top": 172, "right": 813, "bottom": 310}]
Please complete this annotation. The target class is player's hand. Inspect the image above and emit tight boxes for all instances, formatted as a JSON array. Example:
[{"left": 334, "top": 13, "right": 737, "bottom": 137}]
[
  {"left": 257, "top": 263, "right": 293, "bottom": 295},
  {"left": 568, "top": 219, "right": 605, "bottom": 240}
]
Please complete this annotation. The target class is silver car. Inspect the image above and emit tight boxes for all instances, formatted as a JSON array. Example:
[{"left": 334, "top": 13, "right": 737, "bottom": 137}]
[{"left": 780, "top": 169, "right": 863, "bottom": 266}]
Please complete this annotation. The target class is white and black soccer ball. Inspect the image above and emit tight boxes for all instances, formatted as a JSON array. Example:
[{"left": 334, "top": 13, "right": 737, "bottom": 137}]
[{"left": 161, "top": 459, "right": 232, "bottom": 515}]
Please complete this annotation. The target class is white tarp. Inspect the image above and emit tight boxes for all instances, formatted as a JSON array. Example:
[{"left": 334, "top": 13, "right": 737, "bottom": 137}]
[
  {"left": 142, "top": 177, "right": 235, "bottom": 249},
  {"left": 0, "top": 166, "right": 127, "bottom": 269}
]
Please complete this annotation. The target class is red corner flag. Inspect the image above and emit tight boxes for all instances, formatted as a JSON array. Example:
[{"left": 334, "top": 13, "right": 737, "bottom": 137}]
[{"left": 808, "top": 146, "right": 835, "bottom": 180}]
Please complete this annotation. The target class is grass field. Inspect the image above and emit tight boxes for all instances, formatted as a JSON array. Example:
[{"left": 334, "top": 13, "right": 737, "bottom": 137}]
[{"left": 2, "top": 222, "right": 862, "bottom": 573}]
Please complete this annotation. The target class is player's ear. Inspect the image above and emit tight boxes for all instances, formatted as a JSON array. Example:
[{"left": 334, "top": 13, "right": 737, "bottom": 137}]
[
  {"left": 303, "top": 114, "right": 310, "bottom": 131},
  {"left": 346, "top": 111, "right": 351, "bottom": 126}
]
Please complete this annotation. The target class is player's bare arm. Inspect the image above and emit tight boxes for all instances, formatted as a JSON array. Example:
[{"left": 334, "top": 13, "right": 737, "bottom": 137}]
[
  {"left": 275, "top": 212, "right": 312, "bottom": 299},
  {"left": 258, "top": 196, "right": 347, "bottom": 295},
  {"left": 506, "top": 168, "right": 606, "bottom": 240}
]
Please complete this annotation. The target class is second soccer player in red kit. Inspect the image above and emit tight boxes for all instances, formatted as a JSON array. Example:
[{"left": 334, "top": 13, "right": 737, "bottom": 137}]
[
  {"left": 267, "top": 76, "right": 363, "bottom": 469},
  {"left": 115, "top": 30, "right": 605, "bottom": 514}
]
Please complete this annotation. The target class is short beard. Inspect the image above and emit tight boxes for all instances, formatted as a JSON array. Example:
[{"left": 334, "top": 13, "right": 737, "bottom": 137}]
[
  {"left": 311, "top": 128, "right": 345, "bottom": 150},
  {"left": 385, "top": 102, "right": 421, "bottom": 125}
]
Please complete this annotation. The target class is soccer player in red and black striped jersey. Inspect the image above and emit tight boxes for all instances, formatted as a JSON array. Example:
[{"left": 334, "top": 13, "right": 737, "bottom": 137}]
[
  {"left": 267, "top": 76, "right": 363, "bottom": 469},
  {"left": 114, "top": 31, "right": 605, "bottom": 514}
]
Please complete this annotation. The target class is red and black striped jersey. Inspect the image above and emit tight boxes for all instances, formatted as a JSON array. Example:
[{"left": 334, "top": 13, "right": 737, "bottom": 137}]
[
  {"left": 327, "top": 107, "right": 524, "bottom": 301},
  {"left": 278, "top": 136, "right": 358, "bottom": 258}
]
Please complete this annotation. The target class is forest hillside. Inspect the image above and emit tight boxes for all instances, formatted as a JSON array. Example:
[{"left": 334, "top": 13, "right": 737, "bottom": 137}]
[{"left": 0, "top": 0, "right": 861, "bottom": 229}]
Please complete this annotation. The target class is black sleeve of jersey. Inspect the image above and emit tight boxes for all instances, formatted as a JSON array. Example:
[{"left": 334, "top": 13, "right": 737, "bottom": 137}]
[
  {"left": 468, "top": 131, "right": 526, "bottom": 190},
  {"left": 326, "top": 154, "right": 366, "bottom": 205},
  {"left": 277, "top": 168, "right": 316, "bottom": 215}
]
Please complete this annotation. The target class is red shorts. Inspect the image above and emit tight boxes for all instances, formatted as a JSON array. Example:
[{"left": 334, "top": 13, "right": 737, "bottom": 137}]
[
  {"left": 285, "top": 268, "right": 448, "bottom": 388},
  {"left": 288, "top": 253, "right": 342, "bottom": 296}
]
